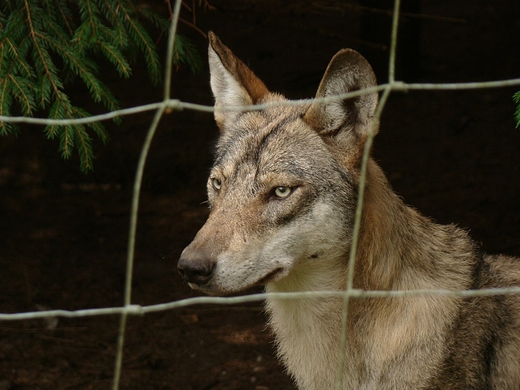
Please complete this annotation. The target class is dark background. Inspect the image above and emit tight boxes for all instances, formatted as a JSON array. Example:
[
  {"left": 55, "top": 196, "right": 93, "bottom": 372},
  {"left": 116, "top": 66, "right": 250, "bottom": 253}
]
[{"left": 1, "top": 1, "right": 519, "bottom": 389}]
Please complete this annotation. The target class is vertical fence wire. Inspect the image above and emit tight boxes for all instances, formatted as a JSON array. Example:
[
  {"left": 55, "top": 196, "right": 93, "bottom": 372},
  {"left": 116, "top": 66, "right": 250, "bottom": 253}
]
[
  {"left": 111, "top": 1, "right": 184, "bottom": 388},
  {"left": 334, "top": 0, "right": 402, "bottom": 386}
]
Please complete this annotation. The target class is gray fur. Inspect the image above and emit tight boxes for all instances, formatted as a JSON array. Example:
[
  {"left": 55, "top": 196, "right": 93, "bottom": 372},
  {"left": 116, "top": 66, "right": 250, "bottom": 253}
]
[{"left": 177, "top": 32, "right": 520, "bottom": 389}]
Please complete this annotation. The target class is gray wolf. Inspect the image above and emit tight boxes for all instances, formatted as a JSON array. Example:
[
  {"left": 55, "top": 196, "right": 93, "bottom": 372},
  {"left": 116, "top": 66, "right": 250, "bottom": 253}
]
[{"left": 177, "top": 32, "right": 520, "bottom": 389}]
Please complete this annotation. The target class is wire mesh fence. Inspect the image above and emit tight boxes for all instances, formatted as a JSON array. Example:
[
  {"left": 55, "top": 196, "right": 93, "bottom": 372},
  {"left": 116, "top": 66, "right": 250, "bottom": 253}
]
[{"left": 1, "top": 1, "right": 520, "bottom": 389}]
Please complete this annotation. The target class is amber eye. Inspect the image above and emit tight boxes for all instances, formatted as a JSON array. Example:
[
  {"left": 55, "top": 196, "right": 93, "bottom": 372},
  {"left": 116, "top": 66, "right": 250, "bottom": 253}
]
[
  {"left": 273, "top": 186, "right": 292, "bottom": 199},
  {"left": 211, "top": 178, "right": 222, "bottom": 190}
]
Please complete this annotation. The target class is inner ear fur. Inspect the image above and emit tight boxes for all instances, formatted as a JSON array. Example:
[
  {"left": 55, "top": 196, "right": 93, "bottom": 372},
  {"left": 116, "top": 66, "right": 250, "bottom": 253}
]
[
  {"left": 208, "top": 32, "right": 269, "bottom": 131},
  {"left": 303, "top": 49, "right": 378, "bottom": 165}
]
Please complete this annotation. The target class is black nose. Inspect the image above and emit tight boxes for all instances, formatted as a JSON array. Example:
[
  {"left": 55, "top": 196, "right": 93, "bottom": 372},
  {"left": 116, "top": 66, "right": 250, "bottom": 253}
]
[{"left": 177, "top": 256, "right": 215, "bottom": 286}]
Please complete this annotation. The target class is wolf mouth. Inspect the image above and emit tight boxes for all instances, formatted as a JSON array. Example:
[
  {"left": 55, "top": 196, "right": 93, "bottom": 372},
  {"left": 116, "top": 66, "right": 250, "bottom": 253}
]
[
  {"left": 256, "top": 267, "right": 284, "bottom": 286},
  {"left": 188, "top": 267, "right": 285, "bottom": 295}
]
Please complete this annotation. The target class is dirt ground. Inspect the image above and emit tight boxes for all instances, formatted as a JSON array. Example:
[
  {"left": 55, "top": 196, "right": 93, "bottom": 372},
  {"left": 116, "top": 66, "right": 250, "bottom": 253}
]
[{"left": 1, "top": 1, "right": 519, "bottom": 389}]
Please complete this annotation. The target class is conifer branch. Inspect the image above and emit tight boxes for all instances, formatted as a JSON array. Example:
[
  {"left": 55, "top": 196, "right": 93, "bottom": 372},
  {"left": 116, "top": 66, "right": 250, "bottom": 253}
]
[
  {"left": 514, "top": 91, "right": 520, "bottom": 128},
  {"left": 0, "top": 0, "right": 203, "bottom": 172}
]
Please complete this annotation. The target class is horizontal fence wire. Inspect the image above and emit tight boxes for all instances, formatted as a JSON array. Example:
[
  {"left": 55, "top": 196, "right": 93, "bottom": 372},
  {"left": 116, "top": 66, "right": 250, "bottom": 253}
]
[
  {"left": 2, "top": 286, "right": 520, "bottom": 322},
  {"left": 1, "top": 0, "right": 519, "bottom": 389},
  {"left": 2, "top": 78, "right": 520, "bottom": 127}
]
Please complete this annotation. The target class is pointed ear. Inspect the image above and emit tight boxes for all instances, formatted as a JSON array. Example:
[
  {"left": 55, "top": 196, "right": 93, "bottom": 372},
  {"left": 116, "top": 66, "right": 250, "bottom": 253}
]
[
  {"left": 303, "top": 49, "right": 378, "bottom": 166},
  {"left": 208, "top": 32, "right": 269, "bottom": 131}
]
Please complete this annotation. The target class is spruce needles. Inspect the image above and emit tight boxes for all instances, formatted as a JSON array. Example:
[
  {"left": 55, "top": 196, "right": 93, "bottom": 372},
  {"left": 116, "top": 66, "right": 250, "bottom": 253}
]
[{"left": 0, "top": 0, "right": 201, "bottom": 172}]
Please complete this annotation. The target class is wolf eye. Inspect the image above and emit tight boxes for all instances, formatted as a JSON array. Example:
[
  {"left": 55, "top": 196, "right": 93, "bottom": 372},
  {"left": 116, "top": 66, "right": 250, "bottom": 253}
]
[
  {"left": 273, "top": 186, "right": 292, "bottom": 199},
  {"left": 211, "top": 178, "right": 222, "bottom": 191}
]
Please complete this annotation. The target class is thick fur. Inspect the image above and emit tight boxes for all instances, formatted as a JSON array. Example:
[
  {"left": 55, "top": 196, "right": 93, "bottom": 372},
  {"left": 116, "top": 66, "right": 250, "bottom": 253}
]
[{"left": 177, "top": 32, "right": 520, "bottom": 389}]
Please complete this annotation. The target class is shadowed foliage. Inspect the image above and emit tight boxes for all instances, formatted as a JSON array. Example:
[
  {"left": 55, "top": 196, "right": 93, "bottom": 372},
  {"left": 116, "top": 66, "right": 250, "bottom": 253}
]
[{"left": 0, "top": 0, "right": 201, "bottom": 172}]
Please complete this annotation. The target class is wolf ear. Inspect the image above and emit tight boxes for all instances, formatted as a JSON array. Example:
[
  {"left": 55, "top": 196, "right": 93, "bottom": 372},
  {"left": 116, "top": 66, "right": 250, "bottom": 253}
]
[
  {"left": 208, "top": 32, "right": 269, "bottom": 131},
  {"left": 304, "top": 49, "right": 378, "bottom": 166}
]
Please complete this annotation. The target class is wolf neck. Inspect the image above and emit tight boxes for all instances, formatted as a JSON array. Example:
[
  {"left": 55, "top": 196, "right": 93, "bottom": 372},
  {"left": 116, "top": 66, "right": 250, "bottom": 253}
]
[
  {"left": 264, "top": 158, "right": 475, "bottom": 389},
  {"left": 356, "top": 159, "right": 475, "bottom": 292}
]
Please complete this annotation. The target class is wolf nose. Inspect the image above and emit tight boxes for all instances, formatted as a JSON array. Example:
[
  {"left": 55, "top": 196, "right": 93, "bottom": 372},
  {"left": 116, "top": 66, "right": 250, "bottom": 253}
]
[{"left": 177, "top": 256, "right": 215, "bottom": 285}]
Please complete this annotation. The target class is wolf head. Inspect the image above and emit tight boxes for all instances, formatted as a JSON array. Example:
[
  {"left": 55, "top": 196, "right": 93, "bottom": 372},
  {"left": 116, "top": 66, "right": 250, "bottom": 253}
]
[{"left": 177, "top": 32, "right": 378, "bottom": 295}]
